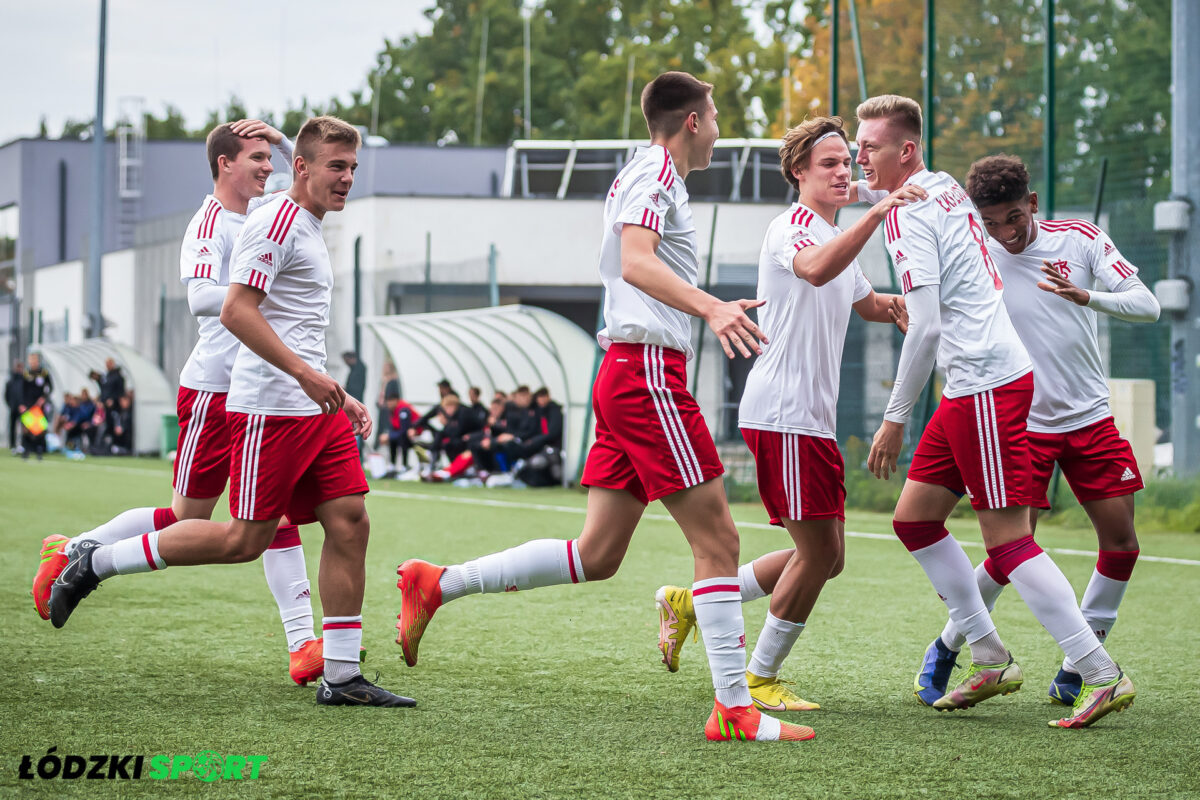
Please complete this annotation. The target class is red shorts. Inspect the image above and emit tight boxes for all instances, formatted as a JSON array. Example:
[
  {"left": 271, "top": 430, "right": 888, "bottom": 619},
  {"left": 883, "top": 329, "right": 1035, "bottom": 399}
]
[
  {"left": 908, "top": 372, "right": 1034, "bottom": 511},
  {"left": 228, "top": 411, "right": 369, "bottom": 525},
  {"left": 581, "top": 343, "right": 724, "bottom": 504},
  {"left": 172, "top": 387, "right": 231, "bottom": 499},
  {"left": 1029, "top": 417, "right": 1143, "bottom": 509},
  {"left": 741, "top": 429, "right": 845, "bottom": 524}
]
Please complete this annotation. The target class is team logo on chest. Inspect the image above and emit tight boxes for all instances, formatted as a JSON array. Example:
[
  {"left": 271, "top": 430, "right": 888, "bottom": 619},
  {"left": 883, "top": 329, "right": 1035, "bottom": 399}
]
[{"left": 1048, "top": 259, "right": 1070, "bottom": 279}]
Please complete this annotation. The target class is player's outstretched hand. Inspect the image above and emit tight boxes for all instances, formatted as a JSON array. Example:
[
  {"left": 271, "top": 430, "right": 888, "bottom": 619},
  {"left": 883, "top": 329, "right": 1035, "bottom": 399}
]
[
  {"left": 1037, "top": 260, "right": 1089, "bottom": 306},
  {"left": 888, "top": 296, "right": 909, "bottom": 334},
  {"left": 299, "top": 369, "right": 346, "bottom": 414},
  {"left": 230, "top": 119, "right": 285, "bottom": 145},
  {"left": 344, "top": 396, "right": 373, "bottom": 439},
  {"left": 867, "top": 420, "right": 904, "bottom": 480},
  {"left": 706, "top": 298, "right": 768, "bottom": 359},
  {"left": 871, "top": 185, "right": 927, "bottom": 219}
]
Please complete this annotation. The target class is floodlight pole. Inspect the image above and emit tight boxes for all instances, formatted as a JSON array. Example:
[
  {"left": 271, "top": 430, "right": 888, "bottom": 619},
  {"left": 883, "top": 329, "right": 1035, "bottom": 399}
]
[
  {"left": 1043, "top": 0, "right": 1056, "bottom": 218},
  {"left": 923, "top": 0, "right": 934, "bottom": 168},
  {"left": 830, "top": 0, "right": 839, "bottom": 116},
  {"left": 86, "top": 0, "right": 108, "bottom": 339},
  {"left": 522, "top": 5, "right": 533, "bottom": 140},
  {"left": 1167, "top": 0, "right": 1200, "bottom": 475}
]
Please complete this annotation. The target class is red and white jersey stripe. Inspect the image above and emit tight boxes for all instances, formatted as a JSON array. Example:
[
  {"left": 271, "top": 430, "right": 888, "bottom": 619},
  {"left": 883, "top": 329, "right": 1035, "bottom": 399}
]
[
  {"left": 173, "top": 389, "right": 215, "bottom": 496},
  {"left": 972, "top": 389, "right": 1008, "bottom": 509},
  {"left": 597, "top": 145, "right": 698, "bottom": 358},
  {"left": 227, "top": 193, "right": 335, "bottom": 416},
  {"left": 991, "top": 219, "right": 1140, "bottom": 433},
  {"left": 236, "top": 414, "right": 267, "bottom": 519},
  {"left": 644, "top": 344, "right": 705, "bottom": 488}
]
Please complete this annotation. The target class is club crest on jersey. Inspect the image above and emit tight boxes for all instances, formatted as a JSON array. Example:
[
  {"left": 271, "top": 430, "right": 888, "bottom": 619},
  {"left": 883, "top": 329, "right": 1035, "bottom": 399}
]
[
  {"left": 256, "top": 252, "right": 273, "bottom": 267},
  {"left": 1049, "top": 259, "right": 1070, "bottom": 278}
]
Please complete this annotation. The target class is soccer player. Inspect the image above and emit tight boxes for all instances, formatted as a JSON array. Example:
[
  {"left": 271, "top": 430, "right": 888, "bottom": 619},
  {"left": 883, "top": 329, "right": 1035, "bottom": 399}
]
[
  {"left": 30, "top": 120, "right": 328, "bottom": 685},
  {"left": 654, "top": 116, "right": 924, "bottom": 712},
  {"left": 396, "top": 72, "right": 814, "bottom": 742},
  {"left": 913, "top": 153, "right": 1157, "bottom": 712},
  {"left": 855, "top": 95, "right": 1133, "bottom": 728},
  {"left": 48, "top": 116, "right": 414, "bottom": 708}
]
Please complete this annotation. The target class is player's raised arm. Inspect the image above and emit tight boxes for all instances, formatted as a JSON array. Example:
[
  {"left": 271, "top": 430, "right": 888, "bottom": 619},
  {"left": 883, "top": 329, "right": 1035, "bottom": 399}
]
[{"left": 620, "top": 224, "right": 767, "bottom": 358}]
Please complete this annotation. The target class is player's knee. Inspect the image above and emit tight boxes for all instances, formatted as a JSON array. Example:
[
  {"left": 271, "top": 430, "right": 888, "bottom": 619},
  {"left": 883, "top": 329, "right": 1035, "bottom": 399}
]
[
  {"left": 580, "top": 550, "right": 621, "bottom": 581},
  {"left": 225, "top": 529, "right": 269, "bottom": 563}
]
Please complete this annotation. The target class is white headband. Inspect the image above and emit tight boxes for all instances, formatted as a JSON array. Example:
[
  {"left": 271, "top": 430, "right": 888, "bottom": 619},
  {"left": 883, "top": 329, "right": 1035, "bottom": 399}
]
[{"left": 813, "top": 130, "right": 843, "bottom": 146}]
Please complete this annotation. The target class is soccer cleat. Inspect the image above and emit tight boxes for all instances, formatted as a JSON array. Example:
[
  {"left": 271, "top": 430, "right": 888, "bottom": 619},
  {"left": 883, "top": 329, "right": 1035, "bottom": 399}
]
[
  {"left": 396, "top": 559, "right": 446, "bottom": 667},
  {"left": 316, "top": 674, "right": 416, "bottom": 708},
  {"left": 47, "top": 539, "right": 103, "bottom": 629},
  {"left": 932, "top": 653, "right": 1023, "bottom": 711},
  {"left": 705, "top": 700, "right": 815, "bottom": 742},
  {"left": 289, "top": 639, "right": 325, "bottom": 686},
  {"left": 1049, "top": 671, "right": 1135, "bottom": 729},
  {"left": 914, "top": 636, "right": 960, "bottom": 706},
  {"left": 1048, "top": 666, "right": 1084, "bottom": 706},
  {"left": 747, "top": 672, "right": 820, "bottom": 711},
  {"left": 655, "top": 585, "right": 697, "bottom": 673},
  {"left": 32, "top": 535, "right": 71, "bottom": 620}
]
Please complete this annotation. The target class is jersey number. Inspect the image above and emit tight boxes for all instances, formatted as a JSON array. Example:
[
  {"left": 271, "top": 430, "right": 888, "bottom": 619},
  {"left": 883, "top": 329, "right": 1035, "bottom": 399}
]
[{"left": 967, "top": 213, "right": 1003, "bottom": 290}]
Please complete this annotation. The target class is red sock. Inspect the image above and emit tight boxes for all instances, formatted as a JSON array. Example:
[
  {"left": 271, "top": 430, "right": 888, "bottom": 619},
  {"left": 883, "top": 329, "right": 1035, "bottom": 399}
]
[
  {"left": 270, "top": 524, "right": 302, "bottom": 549},
  {"left": 152, "top": 507, "right": 178, "bottom": 531},
  {"left": 1096, "top": 549, "right": 1139, "bottom": 581}
]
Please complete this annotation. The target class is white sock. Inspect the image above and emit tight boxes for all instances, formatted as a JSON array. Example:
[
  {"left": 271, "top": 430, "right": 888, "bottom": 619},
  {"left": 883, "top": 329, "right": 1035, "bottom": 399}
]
[
  {"left": 941, "top": 561, "right": 1007, "bottom": 652},
  {"left": 69, "top": 507, "right": 158, "bottom": 554},
  {"left": 692, "top": 577, "right": 752, "bottom": 708},
  {"left": 738, "top": 561, "right": 767, "bottom": 602},
  {"left": 1006, "top": 553, "right": 1117, "bottom": 683},
  {"left": 92, "top": 532, "right": 166, "bottom": 581},
  {"left": 262, "top": 545, "right": 315, "bottom": 652},
  {"left": 747, "top": 612, "right": 804, "bottom": 678},
  {"left": 1062, "top": 570, "right": 1126, "bottom": 673},
  {"left": 439, "top": 539, "right": 585, "bottom": 602},
  {"left": 907, "top": 535, "right": 999, "bottom": 650},
  {"left": 322, "top": 616, "right": 363, "bottom": 684}
]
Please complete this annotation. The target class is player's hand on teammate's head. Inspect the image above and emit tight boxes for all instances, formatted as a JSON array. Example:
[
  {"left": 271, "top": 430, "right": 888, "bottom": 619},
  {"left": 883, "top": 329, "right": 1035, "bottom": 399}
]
[
  {"left": 230, "top": 119, "right": 284, "bottom": 146},
  {"left": 706, "top": 299, "right": 768, "bottom": 359},
  {"left": 867, "top": 420, "right": 904, "bottom": 480},
  {"left": 1036, "top": 260, "right": 1090, "bottom": 307},
  {"left": 888, "top": 296, "right": 909, "bottom": 334}
]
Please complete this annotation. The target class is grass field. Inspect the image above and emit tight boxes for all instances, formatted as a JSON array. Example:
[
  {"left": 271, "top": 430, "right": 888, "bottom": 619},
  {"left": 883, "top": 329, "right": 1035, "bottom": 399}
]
[{"left": 3, "top": 455, "right": 1199, "bottom": 799}]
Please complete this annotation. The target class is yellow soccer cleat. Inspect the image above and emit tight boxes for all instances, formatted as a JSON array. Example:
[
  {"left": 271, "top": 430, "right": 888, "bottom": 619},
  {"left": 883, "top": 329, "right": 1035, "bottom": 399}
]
[
  {"left": 747, "top": 672, "right": 821, "bottom": 712},
  {"left": 932, "top": 653, "right": 1023, "bottom": 711},
  {"left": 1049, "top": 671, "right": 1135, "bottom": 729},
  {"left": 655, "top": 585, "right": 697, "bottom": 673}
]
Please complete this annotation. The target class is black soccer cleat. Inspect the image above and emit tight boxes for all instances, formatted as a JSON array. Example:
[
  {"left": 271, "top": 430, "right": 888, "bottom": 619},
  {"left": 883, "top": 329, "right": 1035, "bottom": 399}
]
[
  {"left": 48, "top": 539, "right": 103, "bottom": 629},
  {"left": 316, "top": 674, "right": 417, "bottom": 708}
]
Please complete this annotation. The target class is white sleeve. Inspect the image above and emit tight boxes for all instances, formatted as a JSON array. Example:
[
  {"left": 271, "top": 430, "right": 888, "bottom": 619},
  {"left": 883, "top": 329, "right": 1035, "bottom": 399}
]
[
  {"left": 275, "top": 136, "right": 294, "bottom": 163},
  {"left": 186, "top": 281, "right": 229, "bottom": 317},
  {"left": 883, "top": 284, "right": 940, "bottom": 424},
  {"left": 1086, "top": 276, "right": 1160, "bottom": 323},
  {"left": 851, "top": 262, "right": 872, "bottom": 303},
  {"left": 857, "top": 180, "right": 888, "bottom": 204}
]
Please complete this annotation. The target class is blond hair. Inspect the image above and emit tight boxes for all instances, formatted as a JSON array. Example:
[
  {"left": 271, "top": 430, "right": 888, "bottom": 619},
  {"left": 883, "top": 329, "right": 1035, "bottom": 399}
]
[
  {"left": 855, "top": 94, "right": 923, "bottom": 142},
  {"left": 294, "top": 115, "right": 361, "bottom": 163},
  {"left": 778, "top": 117, "right": 848, "bottom": 191}
]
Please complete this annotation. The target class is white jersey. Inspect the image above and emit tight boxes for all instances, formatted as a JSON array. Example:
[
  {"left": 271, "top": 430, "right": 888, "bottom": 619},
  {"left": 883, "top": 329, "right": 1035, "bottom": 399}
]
[
  {"left": 994, "top": 219, "right": 1138, "bottom": 433},
  {"left": 177, "top": 195, "right": 244, "bottom": 392},
  {"left": 883, "top": 170, "right": 1031, "bottom": 397},
  {"left": 597, "top": 145, "right": 698, "bottom": 358},
  {"left": 739, "top": 203, "right": 872, "bottom": 438},
  {"left": 226, "top": 194, "right": 331, "bottom": 416}
]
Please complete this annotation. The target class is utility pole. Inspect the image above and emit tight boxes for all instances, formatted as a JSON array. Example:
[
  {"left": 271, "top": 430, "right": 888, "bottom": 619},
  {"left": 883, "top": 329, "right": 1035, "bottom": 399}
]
[
  {"left": 86, "top": 0, "right": 107, "bottom": 338},
  {"left": 1157, "top": 0, "right": 1200, "bottom": 475}
]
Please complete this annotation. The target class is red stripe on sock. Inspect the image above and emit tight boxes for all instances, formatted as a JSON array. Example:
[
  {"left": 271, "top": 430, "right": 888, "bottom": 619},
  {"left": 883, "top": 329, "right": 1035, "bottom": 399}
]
[
  {"left": 693, "top": 583, "right": 740, "bottom": 597},
  {"left": 892, "top": 520, "right": 950, "bottom": 552},
  {"left": 986, "top": 535, "right": 1043, "bottom": 577},
  {"left": 322, "top": 622, "right": 362, "bottom": 631},
  {"left": 566, "top": 539, "right": 579, "bottom": 583},
  {"left": 153, "top": 507, "right": 178, "bottom": 531},
  {"left": 1096, "top": 549, "right": 1139, "bottom": 581},
  {"left": 269, "top": 524, "right": 302, "bottom": 549},
  {"left": 141, "top": 534, "right": 159, "bottom": 571},
  {"left": 983, "top": 556, "right": 1011, "bottom": 586}
]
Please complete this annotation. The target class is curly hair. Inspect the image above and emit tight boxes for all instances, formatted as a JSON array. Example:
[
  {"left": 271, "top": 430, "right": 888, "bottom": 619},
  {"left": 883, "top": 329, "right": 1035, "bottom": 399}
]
[
  {"left": 965, "top": 154, "right": 1031, "bottom": 208},
  {"left": 778, "top": 116, "right": 848, "bottom": 192}
]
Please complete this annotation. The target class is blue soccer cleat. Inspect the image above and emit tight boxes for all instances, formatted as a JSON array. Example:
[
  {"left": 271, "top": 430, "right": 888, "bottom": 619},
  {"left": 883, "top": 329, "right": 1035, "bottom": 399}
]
[
  {"left": 914, "top": 637, "right": 959, "bottom": 706},
  {"left": 1048, "top": 667, "right": 1084, "bottom": 706}
]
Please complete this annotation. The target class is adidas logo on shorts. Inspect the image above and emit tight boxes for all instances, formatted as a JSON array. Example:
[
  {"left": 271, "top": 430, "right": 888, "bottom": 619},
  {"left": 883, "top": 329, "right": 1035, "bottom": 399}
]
[{"left": 1120, "top": 467, "right": 1136, "bottom": 481}]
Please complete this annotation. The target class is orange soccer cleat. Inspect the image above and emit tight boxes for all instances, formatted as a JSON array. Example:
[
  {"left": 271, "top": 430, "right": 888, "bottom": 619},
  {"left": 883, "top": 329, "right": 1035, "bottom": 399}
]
[
  {"left": 32, "top": 535, "right": 71, "bottom": 620},
  {"left": 395, "top": 559, "right": 446, "bottom": 667},
  {"left": 289, "top": 638, "right": 325, "bottom": 686},
  {"left": 705, "top": 700, "right": 816, "bottom": 742}
]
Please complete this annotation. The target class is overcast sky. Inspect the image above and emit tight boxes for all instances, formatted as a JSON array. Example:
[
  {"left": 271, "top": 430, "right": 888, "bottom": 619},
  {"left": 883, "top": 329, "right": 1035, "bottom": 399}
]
[{"left": 1, "top": 0, "right": 431, "bottom": 145}]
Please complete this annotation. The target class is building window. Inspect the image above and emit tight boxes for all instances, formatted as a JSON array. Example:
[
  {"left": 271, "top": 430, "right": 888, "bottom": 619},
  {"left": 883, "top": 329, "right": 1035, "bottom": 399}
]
[{"left": 0, "top": 204, "right": 16, "bottom": 300}]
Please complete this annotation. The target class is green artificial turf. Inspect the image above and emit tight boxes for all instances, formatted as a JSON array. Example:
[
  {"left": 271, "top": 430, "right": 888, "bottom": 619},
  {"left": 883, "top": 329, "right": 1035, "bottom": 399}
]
[{"left": 2, "top": 456, "right": 1198, "bottom": 798}]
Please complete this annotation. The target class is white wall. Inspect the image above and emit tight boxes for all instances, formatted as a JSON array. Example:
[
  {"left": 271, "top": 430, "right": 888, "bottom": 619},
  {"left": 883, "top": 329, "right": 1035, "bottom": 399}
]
[
  {"left": 101, "top": 249, "right": 136, "bottom": 346},
  {"left": 32, "top": 260, "right": 84, "bottom": 343}
]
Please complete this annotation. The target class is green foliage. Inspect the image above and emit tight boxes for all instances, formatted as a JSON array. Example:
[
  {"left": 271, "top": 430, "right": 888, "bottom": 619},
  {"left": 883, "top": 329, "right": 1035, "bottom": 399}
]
[{"left": 4, "top": 456, "right": 1199, "bottom": 797}]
